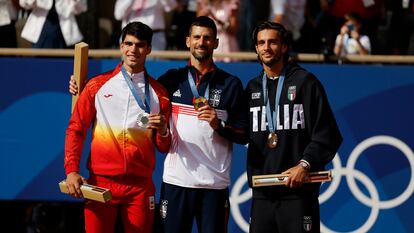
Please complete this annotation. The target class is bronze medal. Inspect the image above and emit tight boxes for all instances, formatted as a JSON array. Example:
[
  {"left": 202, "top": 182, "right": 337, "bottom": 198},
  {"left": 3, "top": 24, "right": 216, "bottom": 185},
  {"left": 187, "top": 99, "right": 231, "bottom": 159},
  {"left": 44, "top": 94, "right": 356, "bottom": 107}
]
[
  {"left": 193, "top": 97, "right": 209, "bottom": 111},
  {"left": 267, "top": 132, "right": 278, "bottom": 148},
  {"left": 137, "top": 112, "right": 150, "bottom": 128}
]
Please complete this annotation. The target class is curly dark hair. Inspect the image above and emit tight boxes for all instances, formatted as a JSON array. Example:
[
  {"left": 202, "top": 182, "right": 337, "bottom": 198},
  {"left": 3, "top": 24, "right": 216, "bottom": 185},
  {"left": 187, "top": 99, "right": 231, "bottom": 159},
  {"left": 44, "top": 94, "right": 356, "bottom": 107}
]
[
  {"left": 121, "top": 21, "right": 153, "bottom": 46},
  {"left": 252, "top": 21, "right": 291, "bottom": 63}
]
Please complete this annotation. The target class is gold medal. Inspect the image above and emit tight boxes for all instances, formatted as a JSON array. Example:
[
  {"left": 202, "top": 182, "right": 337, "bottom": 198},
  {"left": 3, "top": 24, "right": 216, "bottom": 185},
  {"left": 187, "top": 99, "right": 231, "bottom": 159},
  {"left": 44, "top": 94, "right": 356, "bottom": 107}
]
[
  {"left": 267, "top": 132, "right": 278, "bottom": 148},
  {"left": 193, "top": 97, "right": 209, "bottom": 111},
  {"left": 137, "top": 112, "right": 150, "bottom": 128}
]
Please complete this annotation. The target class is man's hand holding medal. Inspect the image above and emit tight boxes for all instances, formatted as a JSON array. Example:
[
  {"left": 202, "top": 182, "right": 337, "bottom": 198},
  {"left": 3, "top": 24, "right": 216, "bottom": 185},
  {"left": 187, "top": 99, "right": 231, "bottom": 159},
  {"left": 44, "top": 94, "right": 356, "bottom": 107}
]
[
  {"left": 194, "top": 97, "right": 220, "bottom": 130},
  {"left": 144, "top": 113, "right": 168, "bottom": 136}
]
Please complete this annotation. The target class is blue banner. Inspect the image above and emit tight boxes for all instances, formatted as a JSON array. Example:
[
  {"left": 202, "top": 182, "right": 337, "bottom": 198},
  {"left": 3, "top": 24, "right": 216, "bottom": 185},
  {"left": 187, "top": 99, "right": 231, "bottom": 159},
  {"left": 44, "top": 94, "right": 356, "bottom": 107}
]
[{"left": 1, "top": 57, "right": 413, "bottom": 233}]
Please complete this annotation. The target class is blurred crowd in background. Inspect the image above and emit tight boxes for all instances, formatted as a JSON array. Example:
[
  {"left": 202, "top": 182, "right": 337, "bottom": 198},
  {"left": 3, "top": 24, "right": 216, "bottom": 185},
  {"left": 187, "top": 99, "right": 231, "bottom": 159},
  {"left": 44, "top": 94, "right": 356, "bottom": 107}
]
[{"left": 1, "top": 0, "right": 413, "bottom": 56}]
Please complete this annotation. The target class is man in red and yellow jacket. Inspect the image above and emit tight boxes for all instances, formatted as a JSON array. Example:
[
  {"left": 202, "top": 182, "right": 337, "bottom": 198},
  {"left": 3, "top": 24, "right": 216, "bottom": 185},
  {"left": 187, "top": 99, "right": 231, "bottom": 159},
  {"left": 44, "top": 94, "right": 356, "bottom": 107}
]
[{"left": 64, "top": 22, "right": 171, "bottom": 233}]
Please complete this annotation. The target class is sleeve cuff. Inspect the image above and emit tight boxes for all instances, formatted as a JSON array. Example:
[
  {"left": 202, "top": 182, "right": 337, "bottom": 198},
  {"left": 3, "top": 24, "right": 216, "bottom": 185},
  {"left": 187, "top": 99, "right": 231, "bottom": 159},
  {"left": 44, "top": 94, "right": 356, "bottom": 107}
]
[
  {"left": 300, "top": 159, "right": 311, "bottom": 169},
  {"left": 65, "top": 164, "right": 79, "bottom": 175},
  {"left": 215, "top": 119, "right": 226, "bottom": 132},
  {"left": 157, "top": 129, "right": 170, "bottom": 138}
]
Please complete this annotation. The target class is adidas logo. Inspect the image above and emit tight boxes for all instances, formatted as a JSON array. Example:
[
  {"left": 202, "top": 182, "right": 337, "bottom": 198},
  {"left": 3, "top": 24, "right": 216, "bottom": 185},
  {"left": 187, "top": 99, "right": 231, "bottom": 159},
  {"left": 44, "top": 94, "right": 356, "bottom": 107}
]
[{"left": 173, "top": 89, "right": 182, "bottom": 97}]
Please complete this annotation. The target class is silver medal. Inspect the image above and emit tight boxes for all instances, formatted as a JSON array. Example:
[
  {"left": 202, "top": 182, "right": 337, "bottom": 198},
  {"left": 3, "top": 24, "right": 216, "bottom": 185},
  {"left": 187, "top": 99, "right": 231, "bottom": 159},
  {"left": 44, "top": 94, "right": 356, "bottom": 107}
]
[{"left": 137, "top": 112, "right": 150, "bottom": 128}]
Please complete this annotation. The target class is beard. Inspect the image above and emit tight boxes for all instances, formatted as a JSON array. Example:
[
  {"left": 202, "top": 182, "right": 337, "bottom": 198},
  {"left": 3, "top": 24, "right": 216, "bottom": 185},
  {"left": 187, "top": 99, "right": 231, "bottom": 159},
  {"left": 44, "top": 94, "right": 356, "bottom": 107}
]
[
  {"left": 259, "top": 50, "right": 282, "bottom": 66},
  {"left": 191, "top": 46, "right": 212, "bottom": 61}
]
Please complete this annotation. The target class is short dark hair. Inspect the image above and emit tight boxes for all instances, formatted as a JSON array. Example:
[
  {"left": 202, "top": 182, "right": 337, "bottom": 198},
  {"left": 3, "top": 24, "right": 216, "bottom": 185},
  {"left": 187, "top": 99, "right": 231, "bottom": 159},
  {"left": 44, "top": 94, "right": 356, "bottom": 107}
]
[
  {"left": 252, "top": 21, "right": 290, "bottom": 46},
  {"left": 345, "top": 12, "right": 362, "bottom": 24},
  {"left": 121, "top": 21, "right": 153, "bottom": 46},
  {"left": 189, "top": 16, "right": 217, "bottom": 38},
  {"left": 252, "top": 21, "right": 291, "bottom": 62}
]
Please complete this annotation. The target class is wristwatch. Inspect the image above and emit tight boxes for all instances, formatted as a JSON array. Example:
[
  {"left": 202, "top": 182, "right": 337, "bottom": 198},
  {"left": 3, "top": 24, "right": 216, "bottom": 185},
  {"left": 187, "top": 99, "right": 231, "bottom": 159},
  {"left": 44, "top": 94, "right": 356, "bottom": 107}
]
[{"left": 299, "top": 161, "right": 310, "bottom": 170}]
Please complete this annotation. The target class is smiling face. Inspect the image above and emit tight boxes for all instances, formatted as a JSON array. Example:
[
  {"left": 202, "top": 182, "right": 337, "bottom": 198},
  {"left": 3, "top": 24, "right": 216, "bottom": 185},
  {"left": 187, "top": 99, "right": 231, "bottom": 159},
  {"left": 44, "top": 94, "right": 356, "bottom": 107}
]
[
  {"left": 186, "top": 26, "right": 218, "bottom": 62},
  {"left": 255, "top": 29, "right": 287, "bottom": 68},
  {"left": 120, "top": 34, "right": 152, "bottom": 73}
]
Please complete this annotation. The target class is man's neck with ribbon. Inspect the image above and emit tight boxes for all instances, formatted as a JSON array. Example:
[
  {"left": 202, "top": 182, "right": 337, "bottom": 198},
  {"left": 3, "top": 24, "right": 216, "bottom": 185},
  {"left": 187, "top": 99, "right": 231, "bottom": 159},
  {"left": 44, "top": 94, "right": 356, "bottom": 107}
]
[{"left": 263, "top": 60, "right": 285, "bottom": 78}]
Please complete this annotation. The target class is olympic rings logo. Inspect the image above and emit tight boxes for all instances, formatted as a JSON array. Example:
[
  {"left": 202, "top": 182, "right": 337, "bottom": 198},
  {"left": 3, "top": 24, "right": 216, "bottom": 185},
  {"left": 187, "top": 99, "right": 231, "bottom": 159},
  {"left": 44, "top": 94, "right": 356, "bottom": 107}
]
[{"left": 230, "top": 135, "right": 414, "bottom": 233}]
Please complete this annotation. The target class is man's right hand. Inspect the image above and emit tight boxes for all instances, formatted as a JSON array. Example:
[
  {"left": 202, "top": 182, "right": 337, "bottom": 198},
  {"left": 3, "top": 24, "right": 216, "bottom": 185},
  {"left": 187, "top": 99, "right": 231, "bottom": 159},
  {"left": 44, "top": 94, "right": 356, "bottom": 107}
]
[
  {"left": 65, "top": 172, "right": 86, "bottom": 198},
  {"left": 69, "top": 75, "right": 78, "bottom": 95}
]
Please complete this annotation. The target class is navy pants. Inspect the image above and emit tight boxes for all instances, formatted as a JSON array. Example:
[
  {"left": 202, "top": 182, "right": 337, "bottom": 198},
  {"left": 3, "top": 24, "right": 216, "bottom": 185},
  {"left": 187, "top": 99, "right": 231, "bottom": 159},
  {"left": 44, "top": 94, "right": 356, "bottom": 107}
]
[
  {"left": 249, "top": 197, "right": 320, "bottom": 233},
  {"left": 158, "top": 182, "right": 229, "bottom": 233}
]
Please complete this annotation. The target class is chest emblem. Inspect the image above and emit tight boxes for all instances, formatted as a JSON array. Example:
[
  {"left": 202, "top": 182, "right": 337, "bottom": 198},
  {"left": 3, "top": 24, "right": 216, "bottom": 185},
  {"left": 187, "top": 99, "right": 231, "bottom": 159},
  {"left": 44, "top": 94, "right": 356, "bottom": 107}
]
[
  {"left": 288, "top": 86, "right": 296, "bottom": 101},
  {"left": 209, "top": 89, "right": 222, "bottom": 107},
  {"left": 251, "top": 92, "right": 261, "bottom": 100},
  {"left": 173, "top": 89, "right": 182, "bottom": 97}
]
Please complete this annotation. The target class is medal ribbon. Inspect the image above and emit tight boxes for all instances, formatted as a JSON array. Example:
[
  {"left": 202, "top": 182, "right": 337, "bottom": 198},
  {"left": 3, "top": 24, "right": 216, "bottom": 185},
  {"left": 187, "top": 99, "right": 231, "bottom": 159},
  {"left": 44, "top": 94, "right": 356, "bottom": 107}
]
[
  {"left": 121, "top": 66, "right": 151, "bottom": 113},
  {"left": 187, "top": 68, "right": 211, "bottom": 101},
  {"left": 262, "top": 68, "right": 286, "bottom": 134}
]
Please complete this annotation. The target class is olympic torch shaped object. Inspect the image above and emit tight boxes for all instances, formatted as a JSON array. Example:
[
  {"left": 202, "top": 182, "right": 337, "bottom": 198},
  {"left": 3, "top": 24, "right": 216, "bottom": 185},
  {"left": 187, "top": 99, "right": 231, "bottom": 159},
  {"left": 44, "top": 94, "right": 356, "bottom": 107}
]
[
  {"left": 71, "top": 42, "right": 89, "bottom": 112},
  {"left": 59, "top": 180, "right": 112, "bottom": 203},
  {"left": 252, "top": 171, "right": 332, "bottom": 187}
]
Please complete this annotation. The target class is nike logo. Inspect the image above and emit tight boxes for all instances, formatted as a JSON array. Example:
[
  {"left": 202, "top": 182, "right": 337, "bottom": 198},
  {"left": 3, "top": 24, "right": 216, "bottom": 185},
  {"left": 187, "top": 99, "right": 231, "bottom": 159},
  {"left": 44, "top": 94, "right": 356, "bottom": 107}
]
[{"left": 104, "top": 94, "right": 113, "bottom": 98}]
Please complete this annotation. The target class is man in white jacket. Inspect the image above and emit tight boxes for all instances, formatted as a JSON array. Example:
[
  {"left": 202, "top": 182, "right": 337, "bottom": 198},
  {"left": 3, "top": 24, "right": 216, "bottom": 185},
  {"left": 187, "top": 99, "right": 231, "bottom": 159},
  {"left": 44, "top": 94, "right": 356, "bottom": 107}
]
[
  {"left": 0, "top": 0, "right": 18, "bottom": 47},
  {"left": 19, "top": 0, "right": 87, "bottom": 48},
  {"left": 269, "top": 0, "right": 306, "bottom": 42},
  {"left": 114, "top": 0, "right": 176, "bottom": 50}
]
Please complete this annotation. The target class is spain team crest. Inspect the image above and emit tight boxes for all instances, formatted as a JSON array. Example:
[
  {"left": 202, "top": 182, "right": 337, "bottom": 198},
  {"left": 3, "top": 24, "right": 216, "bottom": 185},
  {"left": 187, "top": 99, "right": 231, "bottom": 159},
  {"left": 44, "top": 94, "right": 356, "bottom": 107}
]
[{"left": 288, "top": 86, "right": 296, "bottom": 101}]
